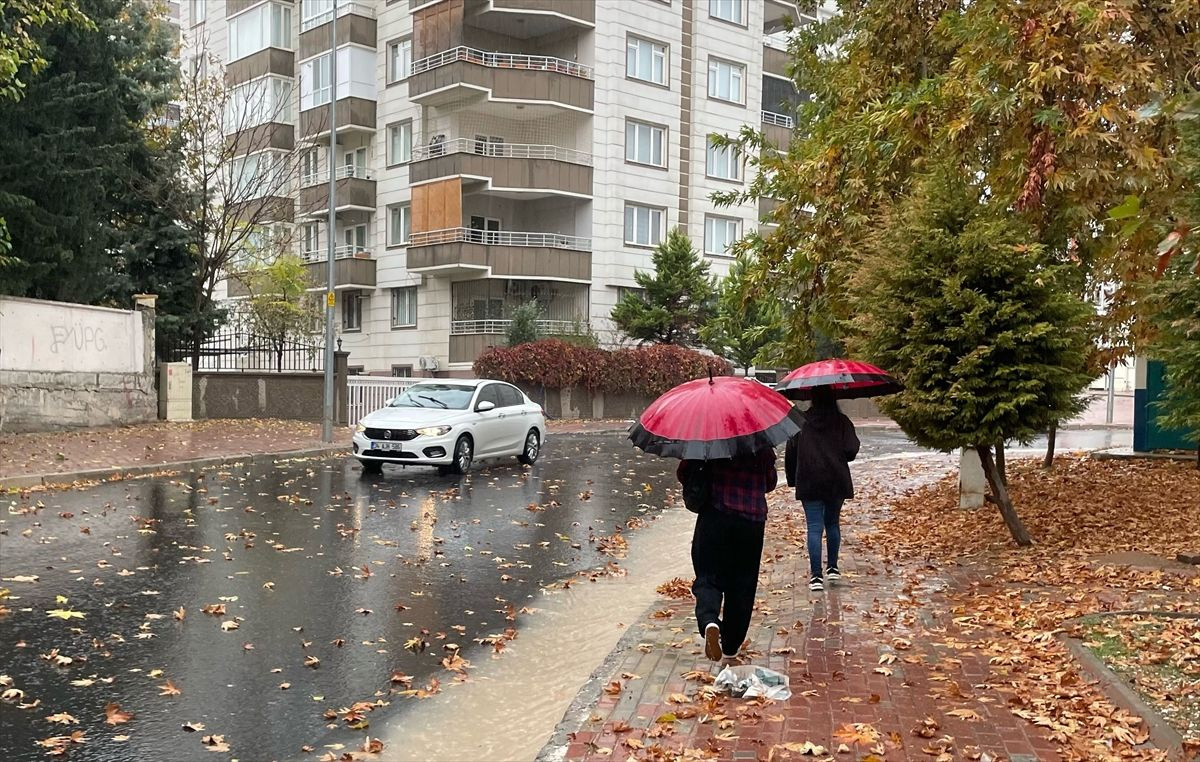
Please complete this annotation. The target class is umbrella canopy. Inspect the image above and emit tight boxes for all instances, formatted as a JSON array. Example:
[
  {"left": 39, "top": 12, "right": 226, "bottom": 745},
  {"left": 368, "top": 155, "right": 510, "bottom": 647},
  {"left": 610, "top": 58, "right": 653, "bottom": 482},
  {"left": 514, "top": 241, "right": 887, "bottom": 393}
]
[
  {"left": 777, "top": 359, "right": 903, "bottom": 400},
  {"left": 629, "top": 375, "right": 804, "bottom": 460}
]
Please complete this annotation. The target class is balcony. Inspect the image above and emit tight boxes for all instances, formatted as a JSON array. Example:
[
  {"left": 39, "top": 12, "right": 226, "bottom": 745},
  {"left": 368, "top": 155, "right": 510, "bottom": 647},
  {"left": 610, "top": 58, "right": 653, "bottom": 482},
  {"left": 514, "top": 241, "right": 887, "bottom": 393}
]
[
  {"left": 408, "top": 47, "right": 594, "bottom": 112},
  {"left": 299, "top": 165, "right": 376, "bottom": 218},
  {"left": 411, "top": 139, "right": 592, "bottom": 198},
  {"left": 448, "top": 318, "right": 585, "bottom": 364},
  {"left": 407, "top": 228, "right": 591, "bottom": 281},
  {"left": 465, "top": 0, "right": 594, "bottom": 38},
  {"left": 761, "top": 110, "right": 793, "bottom": 147},
  {"left": 300, "top": 244, "right": 376, "bottom": 289},
  {"left": 299, "top": 97, "right": 376, "bottom": 140},
  {"left": 299, "top": 3, "right": 376, "bottom": 59},
  {"left": 763, "top": 38, "right": 790, "bottom": 78}
]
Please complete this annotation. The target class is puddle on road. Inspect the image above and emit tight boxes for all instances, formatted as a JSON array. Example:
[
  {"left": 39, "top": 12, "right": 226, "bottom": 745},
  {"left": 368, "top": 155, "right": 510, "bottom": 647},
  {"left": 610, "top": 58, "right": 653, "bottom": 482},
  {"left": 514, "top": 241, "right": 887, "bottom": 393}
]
[{"left": 374, "top": 506, "right": 694, "bottom": 762}]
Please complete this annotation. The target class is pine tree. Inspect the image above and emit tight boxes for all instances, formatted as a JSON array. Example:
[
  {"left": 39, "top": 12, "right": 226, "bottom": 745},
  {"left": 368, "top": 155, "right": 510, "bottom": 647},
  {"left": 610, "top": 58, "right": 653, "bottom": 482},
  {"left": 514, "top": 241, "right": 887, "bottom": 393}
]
[
  {"left": 611, "top": 228, "right": 716, "bottom": 346},
  {"left": 506, "top": 301, "right": 541, "bottom": 347},
  {"left": 850, "top": 169, "right": 1093, "bottom": 546},
  {"left": 701, "top": 254, "right": 783, "bottom": 374}
]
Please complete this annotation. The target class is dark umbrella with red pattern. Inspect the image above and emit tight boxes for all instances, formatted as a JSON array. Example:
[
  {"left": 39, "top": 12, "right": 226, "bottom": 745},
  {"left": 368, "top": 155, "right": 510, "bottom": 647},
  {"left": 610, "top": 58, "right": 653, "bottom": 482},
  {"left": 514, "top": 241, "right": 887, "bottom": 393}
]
[
  {"left": 777, "top": 359, "right": 903, "bottom": 401},
  {"left": 629, "top": 375, "right": 805, "bottom": 460}
]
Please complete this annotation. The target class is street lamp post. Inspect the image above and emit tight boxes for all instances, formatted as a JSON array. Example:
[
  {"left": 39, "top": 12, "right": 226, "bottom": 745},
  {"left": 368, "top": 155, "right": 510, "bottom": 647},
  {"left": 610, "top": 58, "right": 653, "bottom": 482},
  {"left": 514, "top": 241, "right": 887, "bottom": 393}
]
[{"left": 321, "top": 6, "right": 339, "bottom": 443}]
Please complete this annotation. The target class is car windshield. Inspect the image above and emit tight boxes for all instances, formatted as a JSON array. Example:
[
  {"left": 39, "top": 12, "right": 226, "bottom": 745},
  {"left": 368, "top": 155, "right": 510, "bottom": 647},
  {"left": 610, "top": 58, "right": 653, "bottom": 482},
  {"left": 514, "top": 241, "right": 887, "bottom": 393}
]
[{"left": 388, "top": 384, "right": 475, "bottom": 410}]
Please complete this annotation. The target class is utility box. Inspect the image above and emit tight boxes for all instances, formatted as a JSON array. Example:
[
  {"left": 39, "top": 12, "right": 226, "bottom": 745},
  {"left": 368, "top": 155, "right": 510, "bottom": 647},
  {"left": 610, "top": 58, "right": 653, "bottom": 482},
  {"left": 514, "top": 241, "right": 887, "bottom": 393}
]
[
  {"left": 158, "top": 362, "right": 193, "bottom": 422},
  {"left": 959, "top": 448, "right": 986, "bottom": 510}
]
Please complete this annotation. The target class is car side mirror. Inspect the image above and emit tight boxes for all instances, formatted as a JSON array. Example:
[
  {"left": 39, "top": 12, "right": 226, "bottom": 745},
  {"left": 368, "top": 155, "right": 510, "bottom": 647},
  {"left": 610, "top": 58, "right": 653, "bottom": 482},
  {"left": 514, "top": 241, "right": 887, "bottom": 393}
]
[{"left": 476, "top": 400, "right": 495, "bottom": 412}]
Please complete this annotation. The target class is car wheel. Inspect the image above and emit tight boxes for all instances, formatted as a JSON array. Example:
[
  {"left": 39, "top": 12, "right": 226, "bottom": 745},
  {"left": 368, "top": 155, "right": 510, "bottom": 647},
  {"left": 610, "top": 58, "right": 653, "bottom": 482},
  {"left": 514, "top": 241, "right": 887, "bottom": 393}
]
[
  {"left": 517, "top": 429, "right": 541, "bottom": 465},
  {"left": 359, "top": 459, "right": 382, "bottom": 474},
  {"left": 450, "top": 435, "right": 473, "bottom": 475}
]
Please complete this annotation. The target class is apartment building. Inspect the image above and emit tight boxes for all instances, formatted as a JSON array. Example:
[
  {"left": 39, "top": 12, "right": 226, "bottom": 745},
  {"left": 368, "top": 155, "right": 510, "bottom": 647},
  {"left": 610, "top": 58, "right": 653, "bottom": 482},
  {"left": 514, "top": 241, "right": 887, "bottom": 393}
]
[{"left": 181, "top": 0, "right": 811, "bottom": 376}]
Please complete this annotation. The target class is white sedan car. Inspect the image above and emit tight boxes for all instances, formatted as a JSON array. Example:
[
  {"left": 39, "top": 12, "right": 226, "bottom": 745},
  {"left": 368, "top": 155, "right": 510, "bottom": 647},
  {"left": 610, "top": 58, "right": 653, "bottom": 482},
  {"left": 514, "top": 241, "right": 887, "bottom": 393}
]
[{"left": 352, "top": 379, "right": 546, "bottom": 475}]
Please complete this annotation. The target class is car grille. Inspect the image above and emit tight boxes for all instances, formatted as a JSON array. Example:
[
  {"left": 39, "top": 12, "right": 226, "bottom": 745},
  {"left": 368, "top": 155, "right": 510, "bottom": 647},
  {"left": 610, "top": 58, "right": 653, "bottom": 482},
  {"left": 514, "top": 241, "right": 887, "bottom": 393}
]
[{"left": 363, "top": 427, "right": 418, "bottom": 441}]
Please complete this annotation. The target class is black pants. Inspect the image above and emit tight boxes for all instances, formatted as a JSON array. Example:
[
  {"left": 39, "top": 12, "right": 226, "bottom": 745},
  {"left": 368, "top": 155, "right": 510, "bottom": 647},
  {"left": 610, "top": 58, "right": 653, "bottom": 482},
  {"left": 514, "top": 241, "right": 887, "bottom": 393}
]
[{"left": 690, "top": 507, "right": 765, "bottom": 658}]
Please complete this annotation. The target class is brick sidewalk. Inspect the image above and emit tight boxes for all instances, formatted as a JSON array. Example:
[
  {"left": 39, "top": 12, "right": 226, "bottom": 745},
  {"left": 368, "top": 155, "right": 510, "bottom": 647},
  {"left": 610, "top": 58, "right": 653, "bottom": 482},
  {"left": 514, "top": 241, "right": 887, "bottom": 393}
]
[
  {"left": 0, "top": 419, "right": 350, "bottom": 481},
  {"left": 547, "top": 457, "right": 1067, "bottom": 762}
]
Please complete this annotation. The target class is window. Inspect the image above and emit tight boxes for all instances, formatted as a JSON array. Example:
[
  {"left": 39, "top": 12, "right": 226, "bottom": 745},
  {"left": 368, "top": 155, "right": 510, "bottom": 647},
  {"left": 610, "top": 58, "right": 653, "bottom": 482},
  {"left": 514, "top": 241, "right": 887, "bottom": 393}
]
[
  {"left": 708, "top": 0, "right": 744, "bottom": 25},
  {"left": 497, "top": 384, "right": 523, "bottom": 407},
  {"left": 625, "top": 120, "right": 666, "bottom": 167},
  {"left": 617, "top": 285, "right": 646, "bottom": 303},
  {"left": 391, "top": 365, "right": 413, "bottom": 377},
  {"left": 343, "top": 224, "right": 367, "bottom": 252},
  {"left": 229, "top": 3, "right": 293, "bottom": 61},
  {"left": 626, "top": 36, "right": 667, "bottom": 86},
  {"left": 391, "top": 286, "right": 417, "bottom": 328},
  {"left": 388, "top": 203, "right": 411, "bottom": 246},
  {"left": 388, "top": 38, "right": 412, "bottom": 83},
  {"left": 387, "top": 121, "right": 412, "bottom": 165},
  {"left": 300, "top": 148, "right": 319, "bottom": 185},
  {"left": 343, "top": 146, "right": 367, "bottom": 177},
  {"left": 706, "top": 140, "right": 741, "bottom": 180},
  {"left": 477, "top": 384, "right": 500, "bottom": 409},
  {"left": 624, "top": 203, "right": 664, "bottom": 247},
  {"left": 704, "top": 216, "right": 740, "bottom": 255},
  {"left": 229, "top": 151, "right": 289, "bottom": 198},
  {"left": 342, "top": 290, "right": 363, "bottom": 332},
  {"left": 190, "top": 0, "right": 205, "bottom": 25},
  {"left": 307, "top": 53, "right": 332, "bottom": 107},
  {"left": 224, "top": 76, "right": 293, "bottom": 133},
  {"left": 300, "top": 46, "right": 377, "bottom": 110},
  {"left": 301, "top": 222, "right": 319, "bottom": 257},
  {"left": 708, "top": 58, "right": 745, "bottom": 104}
]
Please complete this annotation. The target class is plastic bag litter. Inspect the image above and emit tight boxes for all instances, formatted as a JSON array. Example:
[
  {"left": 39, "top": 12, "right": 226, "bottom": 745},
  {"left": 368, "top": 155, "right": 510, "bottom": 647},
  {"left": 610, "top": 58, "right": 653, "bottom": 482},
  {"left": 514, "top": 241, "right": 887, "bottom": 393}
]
[{"left": 713, "top": 664, "right": 791, "bottom": 701}]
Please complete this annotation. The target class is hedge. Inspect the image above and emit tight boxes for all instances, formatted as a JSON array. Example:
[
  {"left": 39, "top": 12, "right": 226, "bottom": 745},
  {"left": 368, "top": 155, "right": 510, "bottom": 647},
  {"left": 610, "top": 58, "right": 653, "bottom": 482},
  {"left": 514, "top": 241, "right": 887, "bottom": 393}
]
[{"left": 473, "top": 339, "right": 731, "bottom": 398}]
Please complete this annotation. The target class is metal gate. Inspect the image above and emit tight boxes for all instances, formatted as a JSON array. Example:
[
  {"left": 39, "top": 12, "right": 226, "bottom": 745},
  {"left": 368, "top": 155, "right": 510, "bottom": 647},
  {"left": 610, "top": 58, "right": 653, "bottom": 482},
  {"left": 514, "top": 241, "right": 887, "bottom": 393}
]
[{"left": 347, "top": 376, "right": 419, "bottom": 426}]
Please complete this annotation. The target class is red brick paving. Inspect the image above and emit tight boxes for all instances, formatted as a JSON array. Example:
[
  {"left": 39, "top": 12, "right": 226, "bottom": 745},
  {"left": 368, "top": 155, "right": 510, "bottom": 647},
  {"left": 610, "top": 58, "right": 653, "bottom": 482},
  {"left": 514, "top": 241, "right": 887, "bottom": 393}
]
[
  {"left": 0, "top": 419, "right": 349, "bottom": 479},
  {"left": 557, "top": 457, "right": 1059, "bottom": 762}
]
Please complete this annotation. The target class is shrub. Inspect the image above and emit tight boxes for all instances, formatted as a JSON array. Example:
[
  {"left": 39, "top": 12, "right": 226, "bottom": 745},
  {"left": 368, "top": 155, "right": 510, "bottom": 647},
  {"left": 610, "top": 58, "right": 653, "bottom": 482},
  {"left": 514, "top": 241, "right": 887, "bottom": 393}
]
[
  {"left": 473, "top": 339, "right": 730, "bottom": 397},
  {"left": 505, "top": 300, "right": 541, "bottom": 346}
]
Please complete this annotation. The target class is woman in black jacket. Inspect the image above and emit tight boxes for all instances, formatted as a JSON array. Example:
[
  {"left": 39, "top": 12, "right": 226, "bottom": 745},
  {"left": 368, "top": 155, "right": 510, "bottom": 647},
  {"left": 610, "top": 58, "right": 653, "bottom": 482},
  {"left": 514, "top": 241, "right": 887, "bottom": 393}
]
[{"left": 784, "top": 385, "right": 860, "bottom": 591}]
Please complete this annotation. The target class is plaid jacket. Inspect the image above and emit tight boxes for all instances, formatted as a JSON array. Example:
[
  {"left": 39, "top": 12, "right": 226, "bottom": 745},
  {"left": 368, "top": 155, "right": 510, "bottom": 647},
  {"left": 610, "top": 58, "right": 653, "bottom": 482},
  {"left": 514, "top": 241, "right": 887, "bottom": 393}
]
[{"left": 677, "top": 448, "right": 778, "bottom": 523}]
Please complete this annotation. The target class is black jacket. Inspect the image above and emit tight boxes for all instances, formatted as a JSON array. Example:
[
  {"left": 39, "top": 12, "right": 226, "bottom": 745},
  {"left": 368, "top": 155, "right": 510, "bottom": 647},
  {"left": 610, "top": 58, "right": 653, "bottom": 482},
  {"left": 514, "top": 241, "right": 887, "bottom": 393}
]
[{"left": 784, "top": 407, "right": 860, "bottom": 502}]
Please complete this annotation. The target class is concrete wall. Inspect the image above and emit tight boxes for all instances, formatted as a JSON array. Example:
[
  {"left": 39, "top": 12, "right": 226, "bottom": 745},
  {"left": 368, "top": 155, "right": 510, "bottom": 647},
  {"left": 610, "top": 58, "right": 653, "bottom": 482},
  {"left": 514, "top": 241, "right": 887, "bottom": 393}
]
[
  {"left": 0, "top": 296, "right": 157, "bottom": 433},
  {"left": 191, "top": 352, "right": 350, "bottom": 423}
]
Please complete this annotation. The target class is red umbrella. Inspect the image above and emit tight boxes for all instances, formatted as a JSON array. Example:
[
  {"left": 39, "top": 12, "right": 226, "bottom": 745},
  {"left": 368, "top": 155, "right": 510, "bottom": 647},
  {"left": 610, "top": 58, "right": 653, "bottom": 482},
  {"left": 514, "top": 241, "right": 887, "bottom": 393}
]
[
  {"left": 629, "top": 376, "right": 804, "bottom": 460},
  {"left": 777, "top": 359, "right": 903, "bottom": 400}
]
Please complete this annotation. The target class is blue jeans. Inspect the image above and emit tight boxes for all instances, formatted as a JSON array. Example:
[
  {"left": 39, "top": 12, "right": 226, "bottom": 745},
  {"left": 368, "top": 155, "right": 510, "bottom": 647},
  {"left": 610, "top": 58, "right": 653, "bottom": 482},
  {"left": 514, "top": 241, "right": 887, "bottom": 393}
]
[{"left": 801, "top": 499, "right": 843, "bottom": 578}]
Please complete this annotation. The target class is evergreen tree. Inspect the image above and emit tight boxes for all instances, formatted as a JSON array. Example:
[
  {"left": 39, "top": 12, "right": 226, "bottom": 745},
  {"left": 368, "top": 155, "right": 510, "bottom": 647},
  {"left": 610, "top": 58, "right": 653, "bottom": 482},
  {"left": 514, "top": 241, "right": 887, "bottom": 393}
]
[
  {"left": 701, "top": 254, "right": 783, "bottom": 374},
  {"left": 850, "top": 169, "right": 1093, "bottom": 546},
  {"left": 1150, "top": 253, "right": 1200, "bottom": 466},
  {"left": 506, "top": 301, "right": 541, "bottom": 347},
  {"left": 611, "top": 228, "right": 716, "bottom": 346},
  {"left": 0, "top": 0, "right": 180, "bottom": 304}
]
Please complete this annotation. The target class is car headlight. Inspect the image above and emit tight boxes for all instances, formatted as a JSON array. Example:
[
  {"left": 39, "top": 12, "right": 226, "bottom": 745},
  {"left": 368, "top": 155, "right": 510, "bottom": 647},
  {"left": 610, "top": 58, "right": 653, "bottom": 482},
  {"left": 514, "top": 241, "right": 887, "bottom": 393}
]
[
  {"left": 415, "top": 425, "right": 452, "bottom": 437},
  {"left": 355, "top": 423, "right": 366, "bottom": 434}
]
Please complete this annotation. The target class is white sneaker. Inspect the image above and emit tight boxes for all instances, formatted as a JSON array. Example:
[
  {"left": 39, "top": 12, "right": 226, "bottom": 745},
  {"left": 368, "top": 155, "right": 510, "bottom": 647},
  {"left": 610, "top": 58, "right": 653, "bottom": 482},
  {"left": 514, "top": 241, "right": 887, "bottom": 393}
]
[
  {"left": 703, "top": 622, "right": 722, "bottom": 661},
  {"left": 826, "top": 567, "right": 841, "bottom": 582},
  {"left": 809, "top": 576, "right": 824, "bottom": 591}
]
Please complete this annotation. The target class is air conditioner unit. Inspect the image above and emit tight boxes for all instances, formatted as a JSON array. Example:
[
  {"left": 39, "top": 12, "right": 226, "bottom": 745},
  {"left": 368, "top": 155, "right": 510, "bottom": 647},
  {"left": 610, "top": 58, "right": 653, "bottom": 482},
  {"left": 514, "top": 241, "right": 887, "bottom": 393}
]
[{"left": 418, "top": 355, "right": 440, "bottom": 371}]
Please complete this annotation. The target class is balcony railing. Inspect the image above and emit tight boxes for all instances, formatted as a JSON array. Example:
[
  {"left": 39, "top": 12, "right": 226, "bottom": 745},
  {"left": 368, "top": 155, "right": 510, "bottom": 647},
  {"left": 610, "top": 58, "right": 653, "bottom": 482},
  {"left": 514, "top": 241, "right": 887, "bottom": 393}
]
[
  {"left": 411, "top": 138, "right": 593, "bottom": 165},
  {"left": 763, "top": 34, "right": 790, "bottom": 51},
  {"left": 300, "top": 164, "right": 375, "bottom": 187},
  {"left": 300, "top": 244, "right": 372, "bottom": 262},
  {"left": 451, "top": 319, "right": 581, "bottom": 336},
  {"left": 408, "top": 228, "right": 591, "bottom": 251},
  {"left": 409, "top": 46, "right": 593, "bottom": 80},
  {"left": 761, "top": 110, "right": 794, "bottom": 129},
  {"left": 300, "top": 1, "right": 376, "bottom": 32}
]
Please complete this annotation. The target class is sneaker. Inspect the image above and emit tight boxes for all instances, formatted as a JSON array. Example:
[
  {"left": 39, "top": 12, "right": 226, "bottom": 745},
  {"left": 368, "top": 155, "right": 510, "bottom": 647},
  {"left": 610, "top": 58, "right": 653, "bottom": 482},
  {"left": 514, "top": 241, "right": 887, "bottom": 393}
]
[
  {"left": 826, "top": 567, "right": 841, "bottom": 582},
  {"left": 703, "top": 622, "right": 722, "bottom": 662},
  {"left": 719, "top": 654, "right": 741, "bottom": 668},
  {"left": 809, "top": 576, "right": 824, "bottom": 591}
]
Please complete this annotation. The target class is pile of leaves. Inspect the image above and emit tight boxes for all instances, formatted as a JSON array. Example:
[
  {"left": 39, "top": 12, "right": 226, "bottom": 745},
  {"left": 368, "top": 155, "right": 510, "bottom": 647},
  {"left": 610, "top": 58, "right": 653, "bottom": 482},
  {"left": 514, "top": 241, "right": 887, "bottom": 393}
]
[
  {"left": 1078, "top": 614, "right": 1200, "bottom": 746},
  {"left": 473, "top": 340, "right": 731, "bottom": 398},
  {"left": 862, "top": 456, "right": 1200, "bottom": 759}
]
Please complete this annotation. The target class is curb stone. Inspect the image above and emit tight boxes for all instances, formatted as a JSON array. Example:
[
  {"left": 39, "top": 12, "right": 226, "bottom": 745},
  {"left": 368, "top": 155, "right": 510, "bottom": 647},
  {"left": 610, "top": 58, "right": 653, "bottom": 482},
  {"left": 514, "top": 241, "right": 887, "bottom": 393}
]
[
  {"left": 1060, "top": 612, "right": 1200, "bottom": 761},
  {"left": 0, "top": 445, "right": 347, "bottom": 491}
]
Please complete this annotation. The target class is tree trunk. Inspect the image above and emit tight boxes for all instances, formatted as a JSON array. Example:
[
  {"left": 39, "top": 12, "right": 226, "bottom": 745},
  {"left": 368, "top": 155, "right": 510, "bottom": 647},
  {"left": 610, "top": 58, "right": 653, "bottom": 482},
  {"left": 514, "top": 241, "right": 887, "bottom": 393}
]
[
  {"left": 995, "top": 439, "right": 1007, "bottom": 484},
  {"left": 976, "top": 444, "right": 1033, "bottom": 547},
  {"left": 1043, "top": 421, "right": 1057, "bottom": 469},
  {"left": 1195, "top": 440, "right": 1199, "bottom": 471}
]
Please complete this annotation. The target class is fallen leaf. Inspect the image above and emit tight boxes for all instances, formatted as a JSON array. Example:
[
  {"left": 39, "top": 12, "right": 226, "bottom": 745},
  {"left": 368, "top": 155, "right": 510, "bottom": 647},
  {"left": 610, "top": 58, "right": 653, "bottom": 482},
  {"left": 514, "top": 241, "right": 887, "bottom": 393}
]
[
  {"left": 159, "top": 680, "right": 181, "bottom": 696},
  {"left": 104, "top": 703, "right": 133, "bottom": 726}
]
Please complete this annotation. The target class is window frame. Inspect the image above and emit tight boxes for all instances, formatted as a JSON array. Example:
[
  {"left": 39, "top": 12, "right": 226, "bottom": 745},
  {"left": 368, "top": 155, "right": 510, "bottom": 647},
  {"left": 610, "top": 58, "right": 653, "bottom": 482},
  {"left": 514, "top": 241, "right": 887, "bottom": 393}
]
[
  {"left": 704, "top": 215, "right": 741, "bottom": 256},
  {"left": 228, "top": 2, "right": 293, "bottom": 62},
  {"left": 624, "top": 119, "right": 667, "bottom": 169},
  {"left": 388, "top": 37, "right": 412, "bottom": 84},
  {"left": 387, "top": 203, "right": 411, "bottom": 247},
  {"left": 624, "top": 203, "right": 666, "bottom": 248},
  {"left": 387, "top": 120, "right": 412, "bottom": 166},
  {"left": 625, "top": 35, "right": 669, "bottom": 87},
  {"left": 707, "top": 57, "right": 746, "bottom": 105},
  {"left": 705, "top": 138, "right": 742, "bottom": 182},
  {"left": 342, "top": 290, "right": 363, "bottom": 332},
  {"left": 390, "top": 285, "right": 417, "bottom": 329},
  {"left": 708, "top": 0, "right": 746, "bottom": 27}
]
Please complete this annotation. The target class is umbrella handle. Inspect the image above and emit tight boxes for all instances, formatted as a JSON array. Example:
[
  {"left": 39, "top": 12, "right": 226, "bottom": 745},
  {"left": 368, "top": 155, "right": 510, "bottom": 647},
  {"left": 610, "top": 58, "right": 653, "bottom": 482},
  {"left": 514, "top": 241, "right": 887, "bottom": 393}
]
[{"left": 708, "top": 367, "right": 714, "bottom": 385}]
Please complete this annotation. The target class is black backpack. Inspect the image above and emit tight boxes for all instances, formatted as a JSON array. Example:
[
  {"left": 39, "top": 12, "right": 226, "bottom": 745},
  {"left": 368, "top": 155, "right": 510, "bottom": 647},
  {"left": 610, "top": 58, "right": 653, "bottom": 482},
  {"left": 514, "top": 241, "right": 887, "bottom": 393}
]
[{"left": 681, "top": 461, "right": 712, "bottom": 514}]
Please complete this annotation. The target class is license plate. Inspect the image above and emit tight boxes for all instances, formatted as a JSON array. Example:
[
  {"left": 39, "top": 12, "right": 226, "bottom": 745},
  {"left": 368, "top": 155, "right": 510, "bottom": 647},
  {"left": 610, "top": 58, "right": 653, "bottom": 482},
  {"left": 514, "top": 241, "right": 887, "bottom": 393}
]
[{"left": 373, "top": 441, "right": 405, "bottom": 451}]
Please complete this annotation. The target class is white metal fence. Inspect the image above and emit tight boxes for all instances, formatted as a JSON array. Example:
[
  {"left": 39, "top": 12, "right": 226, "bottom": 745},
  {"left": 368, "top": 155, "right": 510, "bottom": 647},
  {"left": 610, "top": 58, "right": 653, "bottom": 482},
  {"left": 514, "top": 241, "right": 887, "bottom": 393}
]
[
  {"left": 761, "top": 110, "right": 795, "bottom": 128},
  {"left": 347, "top": 376, "right": 419, "bottom": 426},
  {"left": 408, "top": 227, "right": 592, "bottom": 251},
  {"left": 411, "top": 138, "right": 593, "bottom": 165},
  {"left": 410, "top": 46, "right": 594, "bottom": 80},
  {"left": 449, "top": 319, "right": 580, "bottom": 335}
]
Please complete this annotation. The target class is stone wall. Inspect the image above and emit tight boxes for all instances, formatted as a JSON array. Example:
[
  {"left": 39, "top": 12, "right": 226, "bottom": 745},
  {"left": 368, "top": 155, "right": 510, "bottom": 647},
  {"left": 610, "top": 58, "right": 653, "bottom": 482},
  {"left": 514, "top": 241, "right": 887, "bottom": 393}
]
[
  {"left": 191, "top": 352, "right": 349, "bottom": 423},
  {"left": 0, "top": 296, "right": 157, "bottom": 432}
]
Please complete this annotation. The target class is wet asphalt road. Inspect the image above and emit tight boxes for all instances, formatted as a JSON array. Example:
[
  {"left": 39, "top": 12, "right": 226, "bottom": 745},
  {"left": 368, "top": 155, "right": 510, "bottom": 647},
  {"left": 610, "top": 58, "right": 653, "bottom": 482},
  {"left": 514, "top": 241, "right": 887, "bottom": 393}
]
[{"left": 0, "top": 428, "right": 1128, "bottom": 761}]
